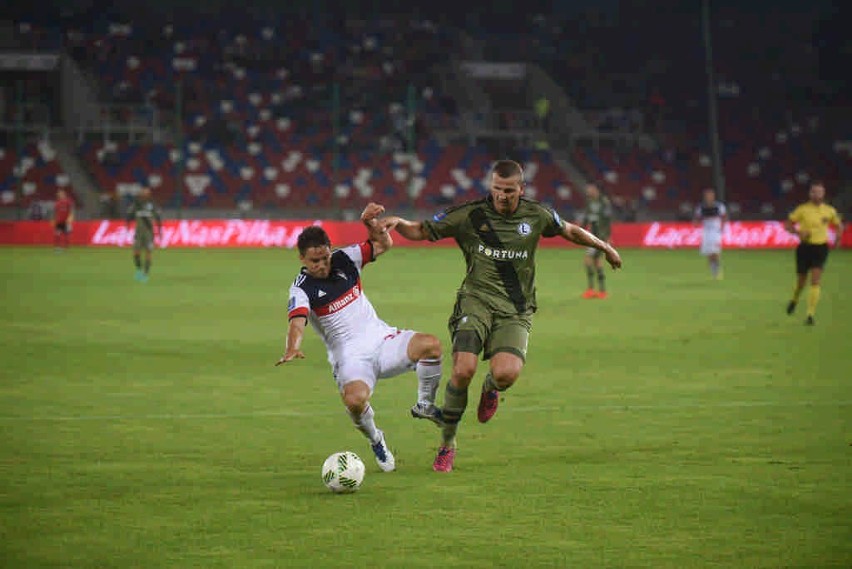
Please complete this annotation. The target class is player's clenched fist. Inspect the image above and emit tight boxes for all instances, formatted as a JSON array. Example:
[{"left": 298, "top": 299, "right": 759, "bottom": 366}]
[{"left": 360, "top": 203, "right": 385, "bottom": 226}]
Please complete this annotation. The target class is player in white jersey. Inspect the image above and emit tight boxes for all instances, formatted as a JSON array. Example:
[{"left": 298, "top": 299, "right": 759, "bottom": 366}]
[
  {"left": 693, "top": 188, "right": 728, "bottom": 279},
  {"left": 275, "top": 203, "right": 443, "bottom": 472}
]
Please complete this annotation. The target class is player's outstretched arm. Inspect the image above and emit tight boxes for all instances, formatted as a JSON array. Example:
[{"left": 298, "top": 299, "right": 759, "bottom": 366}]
[
  {"left": 275, "top": 316, "right": 307, "bottom": 366},
  {"left": 560, "top": 221, "right": 622, "bottom": 269},
  {"left": 379, "top": 216, "right": 427, "bottom": 241},
  {"left": 834, "top": 221, "right": 845, "bottom": 248}
]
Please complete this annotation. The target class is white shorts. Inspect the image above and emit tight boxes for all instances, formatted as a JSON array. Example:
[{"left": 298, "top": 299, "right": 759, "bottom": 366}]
[
  {"left": 331, "top": 329, "right": 416, "bottom": 392},
  {"left": 700, "top": 233, "right": 722, "bottom": 256}
]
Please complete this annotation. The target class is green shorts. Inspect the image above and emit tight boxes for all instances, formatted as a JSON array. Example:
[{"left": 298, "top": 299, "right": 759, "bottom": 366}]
[
  {"left": 448, "top": 294, "right": 532, "bottom": 361},
  {"left": 134, "top": 230, "right": 155, "bottom": 251}
]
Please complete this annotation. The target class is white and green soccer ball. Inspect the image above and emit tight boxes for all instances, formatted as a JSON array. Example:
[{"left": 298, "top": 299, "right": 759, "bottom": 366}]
[{"left": 321, "top": 451, "right": 365, "bottom": 493}]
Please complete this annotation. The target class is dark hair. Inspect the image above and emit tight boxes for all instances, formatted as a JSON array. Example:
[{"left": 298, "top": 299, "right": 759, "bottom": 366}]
[
  {"left": 297, "top": 226, "right": 331, "bottom": 255},
  {"left": 491, "top": 159, "right": 525, "bottom": 182}
]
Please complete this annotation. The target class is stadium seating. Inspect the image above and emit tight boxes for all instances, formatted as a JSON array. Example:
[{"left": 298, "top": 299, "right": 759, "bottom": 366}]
[
  {"left": 0, "top": 142, "right": 75, "bottom": 209},
  {"left": 81, "top": 138, "right": 578, "bottom": 214},
  {"left": 26, "top": 9, "right": 577, "bottom": 214},
  {"left": 9, "top": 5, "right": 847, "bottom": 218},
  {"left": 470, "top": 4, "right": 849, "bottom": 217}
]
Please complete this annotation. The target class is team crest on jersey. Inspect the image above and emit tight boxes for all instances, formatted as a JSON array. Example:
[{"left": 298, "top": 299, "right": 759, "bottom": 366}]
[
  {"left": 432, "top": 210, "right": 447, "bottom": 222},
  {"left": 517, "top": 222, "right": 531, "bottom": 236}
]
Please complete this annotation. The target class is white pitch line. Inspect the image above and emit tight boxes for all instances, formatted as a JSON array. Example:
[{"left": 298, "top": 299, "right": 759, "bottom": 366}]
[
  {"left": 514, "top": 400, "right": 852, "bottom": 413},
  {"left": 0, "top": 409, "right": 321, "bottom": 423},
  {"left": 0, "top": 399, "right": 849, "bottom": 423}
]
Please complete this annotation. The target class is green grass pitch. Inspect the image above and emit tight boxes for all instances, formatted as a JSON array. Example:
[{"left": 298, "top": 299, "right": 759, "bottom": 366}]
[{"left": 1, "top": 246, "right": 850, "bottom": 568}]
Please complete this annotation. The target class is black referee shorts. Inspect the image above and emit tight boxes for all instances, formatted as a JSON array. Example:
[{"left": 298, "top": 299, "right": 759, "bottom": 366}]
[
  {"left": 795, "top": 243, "right": 829, "bottom": 274},
  {"left": 54, "top": 222, "right": 69, "bottom": 234}
]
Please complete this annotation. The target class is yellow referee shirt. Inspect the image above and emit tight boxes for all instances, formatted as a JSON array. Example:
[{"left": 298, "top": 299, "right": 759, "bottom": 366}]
[{"left": 788, "top": 202, "right": 842, "bottom": 245}]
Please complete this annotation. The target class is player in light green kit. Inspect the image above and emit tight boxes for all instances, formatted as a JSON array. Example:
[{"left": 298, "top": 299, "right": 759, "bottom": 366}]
[
  {"left": 380, "top": 160, "right": 622, "bottom": 471},
  {"left": 580, "top": 182, "right": 614, "bottom": 299},
  {"left": 126, "top": 188, "right": 162, "bottom": 282}
]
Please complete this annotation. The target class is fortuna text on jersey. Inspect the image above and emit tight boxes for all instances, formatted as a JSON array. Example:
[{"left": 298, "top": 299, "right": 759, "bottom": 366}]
[{"left": 477, "top": 243, "right": 530, "bottom": 260}]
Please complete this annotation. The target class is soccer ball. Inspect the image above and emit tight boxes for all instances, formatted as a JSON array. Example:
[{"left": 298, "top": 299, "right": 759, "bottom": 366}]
[{"left": 321, "top": 451, "right": 365, "bottom": 493}]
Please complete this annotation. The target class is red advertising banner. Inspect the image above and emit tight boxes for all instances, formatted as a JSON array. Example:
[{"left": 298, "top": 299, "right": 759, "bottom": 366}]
[{"left": 1, "top": 220, "right": 849, "bottom": 248}]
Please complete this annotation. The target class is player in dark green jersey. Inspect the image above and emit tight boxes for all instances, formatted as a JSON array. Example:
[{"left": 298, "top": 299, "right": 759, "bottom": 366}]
[
  {"left": 580, "top": 183, "right": 614, "bottom": 299},
  {"left": 126, "top": 188, "right": 163, "bottom": 283},
  {"left": 380, "top": 160, "right": 622, "bottom": 472}
]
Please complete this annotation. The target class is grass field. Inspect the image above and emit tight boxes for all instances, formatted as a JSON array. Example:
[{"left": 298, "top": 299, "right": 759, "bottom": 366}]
[{"left": 1, "top": 246, "right": 850, "bottom": 568}]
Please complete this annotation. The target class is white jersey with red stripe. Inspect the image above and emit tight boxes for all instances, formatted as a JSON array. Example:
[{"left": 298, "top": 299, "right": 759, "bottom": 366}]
[{"left": 288, "top": 241, "right": 395, "bottom": 367}]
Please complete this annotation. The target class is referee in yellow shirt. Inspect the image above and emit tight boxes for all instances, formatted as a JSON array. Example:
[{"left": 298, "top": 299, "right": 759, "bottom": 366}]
[{"left": 784, "top": 182, "right": 844, "bottom": 325}]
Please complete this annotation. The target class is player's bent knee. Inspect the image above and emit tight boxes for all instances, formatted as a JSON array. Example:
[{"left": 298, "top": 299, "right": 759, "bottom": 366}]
[
  {"left": 341, "top": 382, "right": 371, "bottom": 412},
  {"left": 490, "top": 354, "right": 523, "bottom": 388},
  {"left": 452, "top": 361, "right": 477, "bottom": 383},
  {"left": 491, "top": 368, "right": 520, "bottom": 389},
  {"left": 343, "top": 394, "right": 369, "bottom": 414},
  {"left": 452, "top": 365, "right": 476, "bottom": 382},
  {"left": 410, "top": 333, "right": 442, "bottom": 361}
]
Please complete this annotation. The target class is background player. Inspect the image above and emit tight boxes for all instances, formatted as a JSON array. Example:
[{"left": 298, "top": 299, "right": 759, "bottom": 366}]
[
  {"left": 580, "top": 182, "right": 613, "bottom": 298},
  {"left": 784, "top": 181, "right": 844, "bottom": 325},
  {"left": 276, "top": 203, "right": 444, "bottom": 472},
  {"left": 126, "top": 188, "right": 162, "bottom": 282},
  {"left": 379, "top": 160, "right": 622, "bottom": 472},
  {"left": 693, "top": 188, "right": 727, "bottom": 280},
  {"left": 52, "top": 189, "right": 74, "bottom": 251}
]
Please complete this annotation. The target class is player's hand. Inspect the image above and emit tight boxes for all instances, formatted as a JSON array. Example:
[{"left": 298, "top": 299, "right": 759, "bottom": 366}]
[
  {"left": 378, "top": 216, "right": 401, "bottom": 232},
  {"left": 604, "top": 245, "right": 622, "bottom": 269},
  {"left": 360, "top": 203, "right": 385, "bottom": 226},
  {"left": 275, "top": 350, "right": 305, "bottom": 366},
  {"left": 799, "top": 230, "right": 810, "bottom": 241}
]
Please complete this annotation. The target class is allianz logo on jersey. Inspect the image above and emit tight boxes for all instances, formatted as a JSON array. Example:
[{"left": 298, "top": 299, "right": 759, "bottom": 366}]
[
  {"left": 324, "top": 284, "right": 361, "bottom": 313},
  {"left": 477, "top": 243, "right": 530, "bottom": 260}
]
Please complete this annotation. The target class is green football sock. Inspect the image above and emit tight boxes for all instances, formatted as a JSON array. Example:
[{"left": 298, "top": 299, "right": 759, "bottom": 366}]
[
  {"left": 134, "top": 254, "right": 141, "bottom": 269},
  {"left": 440, "top": 383, "right": 468, "bottom": 446},
  {"left": 144, "top": 259, "right": 151, "bottom": 275},
  {"left": 483, "top": 372, "right": 507, "bottom": 392},
  {"left": 586, "top": 266, "right": 595, "bottom": 289}
]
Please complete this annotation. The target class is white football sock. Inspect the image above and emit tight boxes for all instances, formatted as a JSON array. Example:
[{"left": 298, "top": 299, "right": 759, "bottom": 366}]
[
  {"left": 348, "top": 403, "right": 380, "bottom": 444},
  {"left": 416, "top": 358, "right": 442, "bottom": 406}
]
